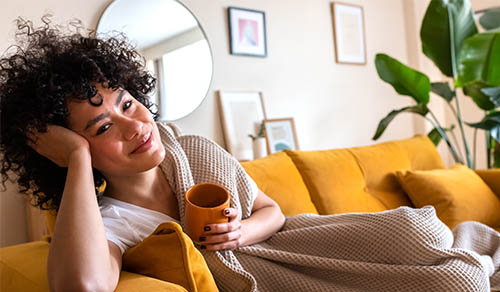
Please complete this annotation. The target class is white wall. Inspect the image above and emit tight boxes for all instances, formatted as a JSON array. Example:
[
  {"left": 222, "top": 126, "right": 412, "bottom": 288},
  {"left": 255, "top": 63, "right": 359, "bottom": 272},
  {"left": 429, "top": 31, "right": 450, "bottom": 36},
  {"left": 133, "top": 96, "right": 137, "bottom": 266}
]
[
  {"left": 0, "top": 0, "right": 495, "bottom": 245},
  {"left": 177, "top": 0, "right": 416, "bottom": 150}
]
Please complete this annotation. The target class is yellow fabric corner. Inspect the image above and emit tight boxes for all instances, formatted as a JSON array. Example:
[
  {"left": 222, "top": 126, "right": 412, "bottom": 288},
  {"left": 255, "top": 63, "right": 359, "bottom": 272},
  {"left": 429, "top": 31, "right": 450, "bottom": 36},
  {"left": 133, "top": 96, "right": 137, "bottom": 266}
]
[
  {"left": 122, "top": 221, "right": 218, "bottom": 292},
  {"left": 396, "top": 164, "right": 500, "bottom": 229},
  {"left": 475, "top": 168, "right": 500, "bottom": 197},
  {"left": 241, "top": 152, "right": 318, "bottom": 216},
  {"left": 0, "top": 241, "right": 50, "bottom": 292},
  {"left": 285, "top": 149, "right": 387, "bottom": 215},
  {"left": 116, "top": 271, "right": 188, "bottom": 291}
]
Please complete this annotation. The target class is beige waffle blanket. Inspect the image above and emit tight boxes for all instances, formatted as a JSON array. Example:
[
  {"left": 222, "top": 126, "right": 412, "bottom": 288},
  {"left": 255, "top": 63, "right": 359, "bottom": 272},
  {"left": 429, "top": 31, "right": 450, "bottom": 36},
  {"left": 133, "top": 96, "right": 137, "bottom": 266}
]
[{"left": 158, "top": 123, "right": 500, "bottom": 292}]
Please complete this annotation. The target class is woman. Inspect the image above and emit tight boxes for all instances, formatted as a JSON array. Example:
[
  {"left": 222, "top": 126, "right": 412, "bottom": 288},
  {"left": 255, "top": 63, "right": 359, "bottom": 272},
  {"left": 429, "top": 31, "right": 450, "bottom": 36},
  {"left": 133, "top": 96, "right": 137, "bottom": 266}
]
[
  {"left": 1, "top": 18, "right": 499, "bottom": 292},
  {"left": 1, "top": 18, "right": 284, "bottom": 291}
]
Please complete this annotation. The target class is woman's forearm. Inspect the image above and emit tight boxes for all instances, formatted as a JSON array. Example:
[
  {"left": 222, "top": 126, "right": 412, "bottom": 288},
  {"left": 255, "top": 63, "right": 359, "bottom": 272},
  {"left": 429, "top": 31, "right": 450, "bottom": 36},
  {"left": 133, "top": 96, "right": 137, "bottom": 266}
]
[
  {"left": 240, "top": 203, "right": 285, "bottom": 247},
  {"left": 47, "top": 148, "right": 119, "bottom": 292}
]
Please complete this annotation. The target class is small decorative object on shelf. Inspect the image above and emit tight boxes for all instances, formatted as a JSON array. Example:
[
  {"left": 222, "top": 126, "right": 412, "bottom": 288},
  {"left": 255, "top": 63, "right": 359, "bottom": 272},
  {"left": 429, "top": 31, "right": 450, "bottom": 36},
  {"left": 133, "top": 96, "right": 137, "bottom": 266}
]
[{"left": 249, "top": 123, "right": 267, "bottom": 159}]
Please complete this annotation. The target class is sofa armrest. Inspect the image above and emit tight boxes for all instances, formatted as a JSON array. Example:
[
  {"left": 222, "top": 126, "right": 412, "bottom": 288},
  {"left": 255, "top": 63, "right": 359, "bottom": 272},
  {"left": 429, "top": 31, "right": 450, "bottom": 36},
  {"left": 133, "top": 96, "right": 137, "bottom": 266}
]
[
  {"left": 0, "top": 241, "right": 186, "bottom": 292},
  {"left": 475, "top": 169, "right": 500, "bottom": 197}
]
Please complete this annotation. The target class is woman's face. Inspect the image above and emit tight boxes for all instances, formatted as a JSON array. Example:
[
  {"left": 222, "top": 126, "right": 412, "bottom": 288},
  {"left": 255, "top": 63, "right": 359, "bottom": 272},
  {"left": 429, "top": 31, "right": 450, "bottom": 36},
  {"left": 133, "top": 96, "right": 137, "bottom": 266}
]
[{"left": 67, "top": 85, "right": 165, "bottom": 177}]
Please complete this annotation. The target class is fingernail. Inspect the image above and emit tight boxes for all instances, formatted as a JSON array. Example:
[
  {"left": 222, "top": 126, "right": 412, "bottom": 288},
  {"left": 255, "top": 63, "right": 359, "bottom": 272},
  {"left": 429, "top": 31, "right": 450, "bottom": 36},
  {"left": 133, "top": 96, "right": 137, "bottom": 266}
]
[
  {"left": 224, "top": 209, "right": 230, "bottom": 215},
  {"left": 199, "top": 236, "right": 206, "bottom": 242},
  {"left": 200, "top": 245, "right": 206, "bottom": 249},
  {"left": 204, "top": 226, "right": 211, "bottom": 232}
]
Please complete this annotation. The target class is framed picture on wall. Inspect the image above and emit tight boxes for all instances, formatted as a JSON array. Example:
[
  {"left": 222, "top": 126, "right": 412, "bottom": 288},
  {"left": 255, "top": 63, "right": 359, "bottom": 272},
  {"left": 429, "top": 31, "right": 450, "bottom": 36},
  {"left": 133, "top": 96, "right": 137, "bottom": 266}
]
[
  {"left": 228, "top": 7, "right": 267, "bottom": 57},
  {"left": 263, "top": 118, "right": 299, "bottom": 154},
  {"left": 218, "top": 91, "right": 267, "bottom": 161},
  {"left": 331, "top": 2, "right": 367, "bottom": 64}
]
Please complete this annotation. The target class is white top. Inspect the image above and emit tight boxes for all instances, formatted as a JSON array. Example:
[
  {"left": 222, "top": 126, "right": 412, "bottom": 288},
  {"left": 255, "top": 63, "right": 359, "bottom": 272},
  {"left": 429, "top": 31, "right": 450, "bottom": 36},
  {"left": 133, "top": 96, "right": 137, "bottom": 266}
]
[{"left": 99, "top": 196, "right": 180, "bottom": 254}]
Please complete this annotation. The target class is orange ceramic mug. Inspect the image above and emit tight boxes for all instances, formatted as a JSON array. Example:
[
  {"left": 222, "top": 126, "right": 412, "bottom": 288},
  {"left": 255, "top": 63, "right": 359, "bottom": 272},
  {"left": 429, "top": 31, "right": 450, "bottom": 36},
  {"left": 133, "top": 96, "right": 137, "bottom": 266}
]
[{"left": 184, "top": 183, "right": 230, "bottom": 242}]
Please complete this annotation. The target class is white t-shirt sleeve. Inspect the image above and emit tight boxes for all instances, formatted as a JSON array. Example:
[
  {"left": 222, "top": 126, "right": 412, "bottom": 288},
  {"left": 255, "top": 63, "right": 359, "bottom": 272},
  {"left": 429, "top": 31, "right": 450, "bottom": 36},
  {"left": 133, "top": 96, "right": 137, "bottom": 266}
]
[{"left": 100, "top": 205, "right": 138, "bottom": 254}]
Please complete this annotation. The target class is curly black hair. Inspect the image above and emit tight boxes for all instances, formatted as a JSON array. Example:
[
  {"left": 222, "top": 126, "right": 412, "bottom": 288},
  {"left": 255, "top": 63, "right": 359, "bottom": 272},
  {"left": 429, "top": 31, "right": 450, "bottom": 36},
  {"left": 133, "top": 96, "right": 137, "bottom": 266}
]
[{"left": 0, "top": 16, "right": 158, "bottom": 210}]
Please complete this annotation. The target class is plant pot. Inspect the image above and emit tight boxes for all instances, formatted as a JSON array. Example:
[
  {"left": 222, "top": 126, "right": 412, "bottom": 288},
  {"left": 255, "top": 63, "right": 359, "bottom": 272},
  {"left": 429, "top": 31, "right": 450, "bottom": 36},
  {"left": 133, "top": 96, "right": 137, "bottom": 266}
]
[{"left": 252, "top": 138, "right": 268, "bottom": 160}]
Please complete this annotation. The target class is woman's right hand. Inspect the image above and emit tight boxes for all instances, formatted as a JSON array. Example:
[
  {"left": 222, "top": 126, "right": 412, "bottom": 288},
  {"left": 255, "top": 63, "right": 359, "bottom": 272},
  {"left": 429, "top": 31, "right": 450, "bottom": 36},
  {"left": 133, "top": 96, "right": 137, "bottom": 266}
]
[{"left": 27, "top": 125, "right": 90, "bottom": 167}]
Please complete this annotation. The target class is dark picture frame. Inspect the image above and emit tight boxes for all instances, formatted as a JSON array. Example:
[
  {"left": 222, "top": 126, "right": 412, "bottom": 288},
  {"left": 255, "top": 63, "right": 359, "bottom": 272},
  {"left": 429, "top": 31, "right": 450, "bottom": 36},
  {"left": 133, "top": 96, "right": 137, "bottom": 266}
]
[{"left": 227, "top": 7, "right": 268, "bottom": 57}]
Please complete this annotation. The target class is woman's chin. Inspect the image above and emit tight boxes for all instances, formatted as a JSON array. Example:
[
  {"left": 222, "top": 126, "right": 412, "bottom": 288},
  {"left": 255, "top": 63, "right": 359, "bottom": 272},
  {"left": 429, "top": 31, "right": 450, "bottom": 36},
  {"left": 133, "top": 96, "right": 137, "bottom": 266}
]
[{"left": 137, "top": 147, "right": 166, "bottom": 172}]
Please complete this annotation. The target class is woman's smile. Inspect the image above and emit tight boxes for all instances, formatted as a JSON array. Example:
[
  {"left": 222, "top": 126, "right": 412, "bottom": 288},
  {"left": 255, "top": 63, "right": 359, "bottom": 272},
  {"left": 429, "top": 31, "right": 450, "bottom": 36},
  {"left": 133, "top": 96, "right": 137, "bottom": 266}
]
[{"left": 131, "top": 131, "right": 153, "bottom": 154}]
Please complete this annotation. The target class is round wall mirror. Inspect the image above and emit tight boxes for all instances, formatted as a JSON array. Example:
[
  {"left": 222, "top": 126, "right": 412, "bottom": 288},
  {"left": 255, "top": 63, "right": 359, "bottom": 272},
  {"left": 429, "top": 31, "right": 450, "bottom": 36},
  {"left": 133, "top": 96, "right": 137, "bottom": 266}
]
[{"left": 97, "top": 0, "right": 213, "bottom": 121}]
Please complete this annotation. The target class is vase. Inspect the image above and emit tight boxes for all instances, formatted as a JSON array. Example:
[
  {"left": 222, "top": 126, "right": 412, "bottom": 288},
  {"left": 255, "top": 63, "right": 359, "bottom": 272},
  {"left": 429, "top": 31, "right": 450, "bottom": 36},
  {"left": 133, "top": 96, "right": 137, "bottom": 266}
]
[{"left": 252, "top": 138, "right": 268, "bottom": 160}]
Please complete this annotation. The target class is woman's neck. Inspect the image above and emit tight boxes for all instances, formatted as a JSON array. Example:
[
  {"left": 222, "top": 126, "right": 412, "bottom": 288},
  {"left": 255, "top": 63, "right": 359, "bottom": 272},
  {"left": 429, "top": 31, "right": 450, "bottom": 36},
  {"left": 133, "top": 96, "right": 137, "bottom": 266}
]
[{"left": 102, "top": 166, "right": 171, "bottom": 206}]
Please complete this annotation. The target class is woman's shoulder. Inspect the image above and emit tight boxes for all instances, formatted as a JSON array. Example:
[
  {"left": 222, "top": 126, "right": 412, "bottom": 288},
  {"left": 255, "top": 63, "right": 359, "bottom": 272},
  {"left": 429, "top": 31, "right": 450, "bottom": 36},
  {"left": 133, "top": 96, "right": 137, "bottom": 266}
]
[{"left": 157, "top": 122, "right": 232, "bottom": 158}]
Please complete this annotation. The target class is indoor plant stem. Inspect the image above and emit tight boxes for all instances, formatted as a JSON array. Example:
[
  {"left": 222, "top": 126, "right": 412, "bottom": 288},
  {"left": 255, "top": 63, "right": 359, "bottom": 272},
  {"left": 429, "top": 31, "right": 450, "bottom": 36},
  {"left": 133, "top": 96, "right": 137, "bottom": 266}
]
[
  {"left": 424, "top": 115, "right": 462, "bottom": 163},
  {"left": 454, "top": 95, "right": 474, "bottom": 168}
]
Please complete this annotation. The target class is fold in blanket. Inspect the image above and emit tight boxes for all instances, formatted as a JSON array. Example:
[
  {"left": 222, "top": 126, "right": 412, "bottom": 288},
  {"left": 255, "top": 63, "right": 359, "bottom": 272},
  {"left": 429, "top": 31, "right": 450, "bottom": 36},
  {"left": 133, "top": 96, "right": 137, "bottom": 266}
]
[{"left": 158, "top": 123, "right": 500, "bottom": 292}]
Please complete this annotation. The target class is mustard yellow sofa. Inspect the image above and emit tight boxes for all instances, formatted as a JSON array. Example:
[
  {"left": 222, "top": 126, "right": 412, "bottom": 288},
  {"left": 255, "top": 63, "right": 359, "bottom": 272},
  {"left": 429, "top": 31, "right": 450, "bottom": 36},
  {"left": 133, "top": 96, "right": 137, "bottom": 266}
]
[{"left": 2, "top": 135, "right": 500, "bottom": 291}]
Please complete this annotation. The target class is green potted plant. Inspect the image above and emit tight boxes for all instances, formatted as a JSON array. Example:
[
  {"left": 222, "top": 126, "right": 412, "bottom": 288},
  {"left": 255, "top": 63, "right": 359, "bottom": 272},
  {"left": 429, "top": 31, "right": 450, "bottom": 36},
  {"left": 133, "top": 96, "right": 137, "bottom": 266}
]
[{"left": 373, "top": 0, "right": 500, "bottom": 169}]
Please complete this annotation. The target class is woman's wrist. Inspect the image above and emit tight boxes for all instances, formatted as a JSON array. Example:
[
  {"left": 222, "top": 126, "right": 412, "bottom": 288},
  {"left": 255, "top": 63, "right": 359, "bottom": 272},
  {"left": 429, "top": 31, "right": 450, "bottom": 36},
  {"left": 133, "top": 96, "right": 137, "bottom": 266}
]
[
  {"left": 68, "top": 145, "right": 91, "bottom": 165},
  {"left": 239, "top": 205, "right": 285, "bottom": 247}
]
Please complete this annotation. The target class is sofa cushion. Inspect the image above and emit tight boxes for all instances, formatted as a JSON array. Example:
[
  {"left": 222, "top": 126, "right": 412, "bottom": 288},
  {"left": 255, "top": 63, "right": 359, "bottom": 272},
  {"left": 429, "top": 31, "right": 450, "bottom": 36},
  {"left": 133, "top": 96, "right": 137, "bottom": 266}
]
[
  {"left": 396, "top": 164, "right": 500, "bottom": 229},
  {"left": 241, "top": 152, "right": 318, "bottom": 216},
  {"left": 0, "top": 241, "right": 50, "bottom": 292},
  {"left": 122, "top": 221, "right": 218, "bottom": 292},
  {"left": 349, "top": 140, "right": 414, "bottom": 209},
  {"left": 0, "top": 239, "right": 190, "bottom": 292},
  {"left": 285, "top": 149, "right": 387, "bottom": 215},
  {"left": 396, "top": 135, "right": 446, "bottom": 170}
]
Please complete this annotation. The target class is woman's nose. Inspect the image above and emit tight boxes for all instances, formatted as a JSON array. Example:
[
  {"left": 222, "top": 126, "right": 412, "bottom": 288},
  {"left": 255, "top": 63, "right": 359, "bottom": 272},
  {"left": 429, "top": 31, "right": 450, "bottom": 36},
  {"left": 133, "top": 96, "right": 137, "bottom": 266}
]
[{"left": 121, "top": 118, "right": 142, "bottom": 141}]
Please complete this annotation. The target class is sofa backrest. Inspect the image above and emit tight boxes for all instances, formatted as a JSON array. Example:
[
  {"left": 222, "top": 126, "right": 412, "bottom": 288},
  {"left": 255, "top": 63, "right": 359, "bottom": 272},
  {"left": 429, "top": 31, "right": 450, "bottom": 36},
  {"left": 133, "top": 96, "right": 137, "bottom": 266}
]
[
  {"left": 243, "top": 135, "right": 444, "bottom": 216},
  {"left": 45, "top": 135, "right": 445, "bottom": 231}
]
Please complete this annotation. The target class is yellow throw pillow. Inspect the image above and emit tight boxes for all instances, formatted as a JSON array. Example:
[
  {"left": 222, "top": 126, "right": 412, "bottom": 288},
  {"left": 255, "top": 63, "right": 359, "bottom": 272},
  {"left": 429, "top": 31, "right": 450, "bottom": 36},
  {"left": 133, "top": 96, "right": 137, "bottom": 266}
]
[
  {"left": 285, "top": 149, "right": 387, "bottom": 215},
  {"left": 241, "top": 152, "right": 318, "bottom": 216},
  {"left": 122, "top": 222, "right": 218, "bottom": 292},
  {"left": 396, "top": 164, "right": 500, "bottom": 229}
]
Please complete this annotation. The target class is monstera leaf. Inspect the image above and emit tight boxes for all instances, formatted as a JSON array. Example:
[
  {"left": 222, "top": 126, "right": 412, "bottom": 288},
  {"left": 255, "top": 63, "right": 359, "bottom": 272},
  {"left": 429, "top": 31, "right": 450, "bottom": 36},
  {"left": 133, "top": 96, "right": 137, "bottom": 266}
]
[
  {"left": 463, "top": 82, "right": 496, "bottom": 110},
  {"left": 457, "top": 32, "right": 500, "bottom": 109},
  {"left": 468, "top": 111, "right": 500, "bottom": 131},
  {"left": 479, "top": 7, "right": 500, "bottom": 31},
  {"left": 457, "top": 32, "right": 500, "bottom": 87},
  {"left": 375, "top": 54, "right": 431, "bottom": 104},
  {"left": 421, "top": 0, "right": 478, "bottom": 77},
  {"left": 431, "top": 82, "right": 455, "bottom": 102},
  {"left": 482, "top": 87, "right": 500, "bottom": 107},
  {"left": 373, "top": 105, "right": 429, "bottom": 140}
]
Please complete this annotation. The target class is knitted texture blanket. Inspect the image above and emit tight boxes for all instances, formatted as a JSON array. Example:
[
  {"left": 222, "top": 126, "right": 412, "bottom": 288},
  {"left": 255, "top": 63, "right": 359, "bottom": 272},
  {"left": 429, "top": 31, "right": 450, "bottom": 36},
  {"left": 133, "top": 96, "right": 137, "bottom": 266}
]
[{"left": 158, "top": 123, "right": 500, "bottom": 292}]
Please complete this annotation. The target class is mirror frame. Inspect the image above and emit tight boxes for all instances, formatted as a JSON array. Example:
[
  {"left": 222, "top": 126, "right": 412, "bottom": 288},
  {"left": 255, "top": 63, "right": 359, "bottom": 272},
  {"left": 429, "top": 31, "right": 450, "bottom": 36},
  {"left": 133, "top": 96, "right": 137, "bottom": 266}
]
[{"left": 96, "top": 0, "right": 214, "bottom": 121}]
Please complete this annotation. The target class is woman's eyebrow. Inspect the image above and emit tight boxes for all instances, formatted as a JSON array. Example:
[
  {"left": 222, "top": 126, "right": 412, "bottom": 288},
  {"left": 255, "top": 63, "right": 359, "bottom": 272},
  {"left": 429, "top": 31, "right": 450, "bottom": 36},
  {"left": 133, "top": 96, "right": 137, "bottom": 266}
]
[
  {"left": 115, "top": 89, "right": 126, "bottom": 106},
  {"left": 84, "top": 112, "right": 109, "bottom": 131},
  {"left": 83, "top": 90, "right": 126, "bottom": 132}
]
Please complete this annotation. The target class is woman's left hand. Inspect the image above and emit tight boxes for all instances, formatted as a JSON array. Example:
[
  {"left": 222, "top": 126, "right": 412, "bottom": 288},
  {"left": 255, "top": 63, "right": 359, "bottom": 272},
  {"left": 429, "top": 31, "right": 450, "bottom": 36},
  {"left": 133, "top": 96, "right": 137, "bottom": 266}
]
[{"left": 199, "top": 208, "right": 243, "bottom": 251}]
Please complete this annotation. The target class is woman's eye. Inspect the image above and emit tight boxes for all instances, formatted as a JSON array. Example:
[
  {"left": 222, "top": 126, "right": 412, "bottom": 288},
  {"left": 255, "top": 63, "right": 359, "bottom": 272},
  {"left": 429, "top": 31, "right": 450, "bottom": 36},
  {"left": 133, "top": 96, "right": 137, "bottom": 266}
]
[
  {"left": 96, "top": 124, "right": 111, "bottom": 135},
  {"left": 123, "top": 100, "right": 132, "bottom": 111}
]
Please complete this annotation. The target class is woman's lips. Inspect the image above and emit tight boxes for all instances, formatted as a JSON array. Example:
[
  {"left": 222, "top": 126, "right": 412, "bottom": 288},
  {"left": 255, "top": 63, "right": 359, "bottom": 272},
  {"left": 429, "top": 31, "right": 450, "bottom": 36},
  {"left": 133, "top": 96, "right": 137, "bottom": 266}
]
[{"left": 131, "top": 132, "right": 153, "bottom": 154}]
